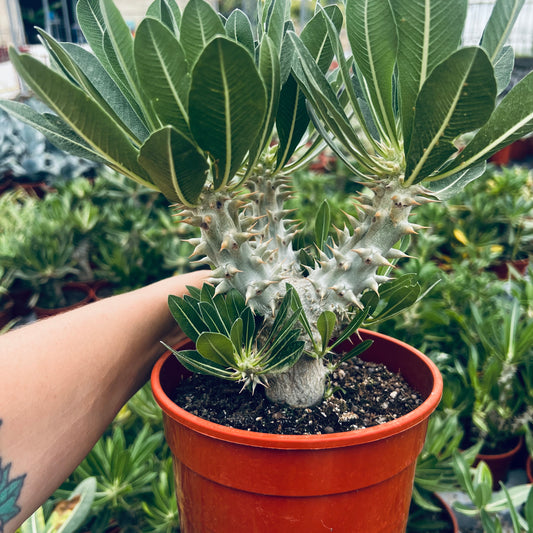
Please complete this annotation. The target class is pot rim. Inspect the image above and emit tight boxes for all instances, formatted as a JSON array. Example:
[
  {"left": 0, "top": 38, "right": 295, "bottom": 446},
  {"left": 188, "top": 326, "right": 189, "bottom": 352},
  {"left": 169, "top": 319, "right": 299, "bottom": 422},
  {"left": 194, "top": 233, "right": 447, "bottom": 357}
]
[{"left": 151, "top": 328, "right": 443, "bottom": 449}]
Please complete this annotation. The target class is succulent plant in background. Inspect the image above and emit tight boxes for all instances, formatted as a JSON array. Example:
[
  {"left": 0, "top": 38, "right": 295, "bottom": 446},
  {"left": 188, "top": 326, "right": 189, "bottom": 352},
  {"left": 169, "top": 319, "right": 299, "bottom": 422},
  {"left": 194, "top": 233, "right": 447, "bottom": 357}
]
[
  {"left": 2, "top": 0, "right": 533, "bottom": 410},
  {"left": 0, "top": 101, "right": 99, "bottom": 187}
]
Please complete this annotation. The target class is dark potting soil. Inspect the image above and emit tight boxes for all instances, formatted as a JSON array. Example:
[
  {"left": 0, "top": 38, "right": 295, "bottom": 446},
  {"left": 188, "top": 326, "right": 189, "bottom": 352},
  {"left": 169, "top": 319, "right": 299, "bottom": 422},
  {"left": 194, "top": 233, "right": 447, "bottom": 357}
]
[{"left": 172, "top": 357, "right": 423, "bottom": 435}]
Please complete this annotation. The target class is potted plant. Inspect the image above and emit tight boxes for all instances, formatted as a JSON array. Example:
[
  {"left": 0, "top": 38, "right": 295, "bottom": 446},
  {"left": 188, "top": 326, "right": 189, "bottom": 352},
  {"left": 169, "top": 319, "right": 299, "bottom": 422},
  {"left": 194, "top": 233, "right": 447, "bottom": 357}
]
[
  {"left": 407, "top": 413, "right": 479, "bottom": 533},
  {"left": 450, "top": 292, "right": 533, "bottom": 487},
  {"left": 452, "top": 452, "right": 533, "bottom": 532},
  {"left": 2, "top": 0, "right": 533, "bottom": 529}
]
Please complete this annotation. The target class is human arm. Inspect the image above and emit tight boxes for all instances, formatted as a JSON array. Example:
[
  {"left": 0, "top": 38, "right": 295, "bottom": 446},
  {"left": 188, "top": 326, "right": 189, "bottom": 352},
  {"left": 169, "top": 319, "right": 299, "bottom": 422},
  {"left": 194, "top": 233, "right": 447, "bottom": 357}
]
[{"left": 0, "top": 270, "right": 209, "bottom": 532}]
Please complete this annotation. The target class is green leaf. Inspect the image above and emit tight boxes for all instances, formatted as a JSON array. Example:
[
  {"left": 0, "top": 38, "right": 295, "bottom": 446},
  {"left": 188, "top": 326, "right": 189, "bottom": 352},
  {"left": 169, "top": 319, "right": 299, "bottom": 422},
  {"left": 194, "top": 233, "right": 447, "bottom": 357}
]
[
  {"left": 200, "top": 283, "right": 216, "bottom": 302},
  {"left": 61, "top": 43, "right": 150, "bottom": 142},
  {"left": 331, "top": 307, "right": 370, "bottom": 349},
  {"left": 134, "top": 18, "right": 191, "bottom": 138},
  {"left": 492, "top": 45, "right": 514, "bottom": 94},
  {"left": 339, "top": 339, "right": 373, "bottom": 364},
  {"left": 225, "top": 9, "right": 254, "bottom": 54},
  {"left": 199, "top": 298, "right": 231, "bottom": 336},
  {"left": 54, "top": 477, "right": 96, "bottom": 533},
  {"left": 240, "top": 307, "right": 256, "bottom": 350},
  {"left": 525, "top": 484, "right": 533, "bottom": 529},
  {"left": 265, "top": 336, "right": 304, "bottom": 374},
  {"left": 230, "top": 317, "right": 244, "bottom": 350},
  {"left": 405, "top": 47, "right": 496, "bottom": 185},
  {"left": 8, "top": 49, "right": 153, "bottom": 188},
  {"left": 300, "top": 5, "right": 343, "bottom": 74},
  {"left": 287, "top": 31, "right": 369, "bottom": 174},
  {"left": 275, "top": 74, "right": 309, "bottom": 170},
  {"left": 168, "top": 346, "right": 232, "bottom": 378},
  {"left": 314, "top": 200, "right": 331, "bottom": 250},
  {"left": 264, "top": 0, "right": 290, "bottom": 51},
  {"left": 196, "top": 332, "right": 236, "bottom": 367},
  {"left": 189, "top": 37, "right": 266, "bottom": 190},
  {"left": 168, "top": 294, "right": 206, "bottom": 342},
  {"left": 473, "top": 461, "right": 493, "bottom": 507},
  {"left": 369, "top": 275, "right": 421, "bottom": 323},
  {"left": 391, "top": 0, "right": 467, "bottom": 150},
  {"left": 226, "top": 290, "right": 246, "bottom": 322},
  {"left": 247, "top": 35, "right": 280, "bottom": 171},
  {"left": 76, "top": 0, "right": 108, "bottom": 69},
  {"left": 426, "top": 162, "right": 486, "bottom": 200},
  {"left": 99, "top": 0, "right": 156, "bottom": 126},
  {"left": 317, "top": 310, "right": 336, "bottom": 352},
  {"left": 146, "top": 0, "right": 180, "bottom": 34},
  {"left": 346, "top": 0, "right": 398, "bottom": 144},
  {"left": 180, "top": 0, "right": 225, "bottom": 65},
  {"left": 138, "top": 126, "right": 209, "bottom": 205},
  {"left": 0, "top": 100, "right": 106, "bottom": 163},
  {"left": 449, "top": 69, "right": 533, "bottom": 171},
  {"left": 481, "top": 0, "right": 525, "bottom": 62},
  {"left": 275, "top": 7, "right": 341, "bottom": 171}
]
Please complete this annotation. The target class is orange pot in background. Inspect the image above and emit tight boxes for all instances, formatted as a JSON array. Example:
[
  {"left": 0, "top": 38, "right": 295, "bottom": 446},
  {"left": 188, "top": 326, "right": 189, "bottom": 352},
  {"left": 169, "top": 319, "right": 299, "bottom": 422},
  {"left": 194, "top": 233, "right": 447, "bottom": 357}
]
[{"left": 151, "top": 329, "right": 443, "bottom": 533}]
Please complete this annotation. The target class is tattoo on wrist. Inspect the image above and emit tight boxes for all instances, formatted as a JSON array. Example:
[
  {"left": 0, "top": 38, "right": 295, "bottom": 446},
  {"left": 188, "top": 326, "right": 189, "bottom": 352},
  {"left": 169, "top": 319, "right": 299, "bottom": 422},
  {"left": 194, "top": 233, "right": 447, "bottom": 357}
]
[{"left": 0, "top": 421, "right": 26, "bottom": 532}]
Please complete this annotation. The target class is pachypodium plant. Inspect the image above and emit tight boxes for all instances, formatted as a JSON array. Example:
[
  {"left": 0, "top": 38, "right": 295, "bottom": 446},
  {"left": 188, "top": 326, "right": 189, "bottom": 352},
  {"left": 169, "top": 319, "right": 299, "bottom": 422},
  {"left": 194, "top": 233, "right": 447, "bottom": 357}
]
[{"left": 2, "top": 0, "right": 533, "bottom": 408}]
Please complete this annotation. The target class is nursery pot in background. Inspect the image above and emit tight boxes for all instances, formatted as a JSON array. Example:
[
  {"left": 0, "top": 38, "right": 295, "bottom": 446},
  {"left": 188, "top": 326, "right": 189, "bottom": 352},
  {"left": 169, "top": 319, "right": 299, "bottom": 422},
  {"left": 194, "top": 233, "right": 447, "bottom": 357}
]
[
  {"left": 151, "top": 329, "right": 443, "bottom": 533},
  {"left": 474, "top": 436, "right": 524, "bottom": 490}
]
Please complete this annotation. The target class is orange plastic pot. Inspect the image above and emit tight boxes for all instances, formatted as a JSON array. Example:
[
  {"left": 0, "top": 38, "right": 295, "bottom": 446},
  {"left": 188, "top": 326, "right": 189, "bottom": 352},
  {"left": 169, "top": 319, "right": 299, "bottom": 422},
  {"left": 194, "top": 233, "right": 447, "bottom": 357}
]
[{"left": 151, "top": 329, "right": 443, "bottom": 533}]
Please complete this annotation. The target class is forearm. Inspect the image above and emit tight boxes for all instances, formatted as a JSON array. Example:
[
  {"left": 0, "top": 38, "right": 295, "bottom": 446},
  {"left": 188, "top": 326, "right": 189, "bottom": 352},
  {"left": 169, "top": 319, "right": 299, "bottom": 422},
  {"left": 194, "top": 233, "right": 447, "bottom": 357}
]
[{"left": 0, "top": 270, "right": 208, "bottom": 532}]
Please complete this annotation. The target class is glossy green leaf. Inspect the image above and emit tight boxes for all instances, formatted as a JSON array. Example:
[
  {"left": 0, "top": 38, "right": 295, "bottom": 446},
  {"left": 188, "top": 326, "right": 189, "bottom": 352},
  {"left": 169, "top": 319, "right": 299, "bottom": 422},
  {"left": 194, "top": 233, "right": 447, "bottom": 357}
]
[
  {"left": 8, "top": 49, "right": 153, "bottom": 188},
  {"left": 167, "top": 294, "right": 206, "bottom": 342},
  {"left": 481, "top": 0, "right": 525, "bottom": 62},
  {"left": 346, "top": 0, "right": 398, "bottom": 144},
  {"left": 314, "top": 200, "right": 331, "bottom": 250},
  {"left": 196, "top": 332, "right": 236, "bottom": 367},
  {"left": 449, "top": 70, "right": 533, "bottom": 171},
  {"left": 134, "top": 18, "right": 191, "bottom": 138},
  {"left": 180, "top": 0, "right": 225, "bottom": 65},
  {"left": 189, "top": 37, "right": 266, "bottom": 189},
  {"left": 0, "top": 100, "right": 105, "bottom": 163},
  {"left": 138, "top": 126, "right": 208, "bottom": 205},
  {"left": 391, "top": 0, "right": 467, "bottom": 150},
  {"left": 225, "top": 9, "right": 254, "bottom": 54},
  {"left": 317, "top": 310, "right": 336, "bottom": 352},
  {"left": 405, "top": 47, "right": 496, "bottom": 185}
]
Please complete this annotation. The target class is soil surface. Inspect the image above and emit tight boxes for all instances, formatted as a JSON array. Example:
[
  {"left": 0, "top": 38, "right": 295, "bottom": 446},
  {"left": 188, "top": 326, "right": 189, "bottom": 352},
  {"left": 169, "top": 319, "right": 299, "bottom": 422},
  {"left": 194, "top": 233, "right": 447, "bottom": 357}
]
[{"left": 172, "top": 356, "right": 423, "bottom": 435}]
